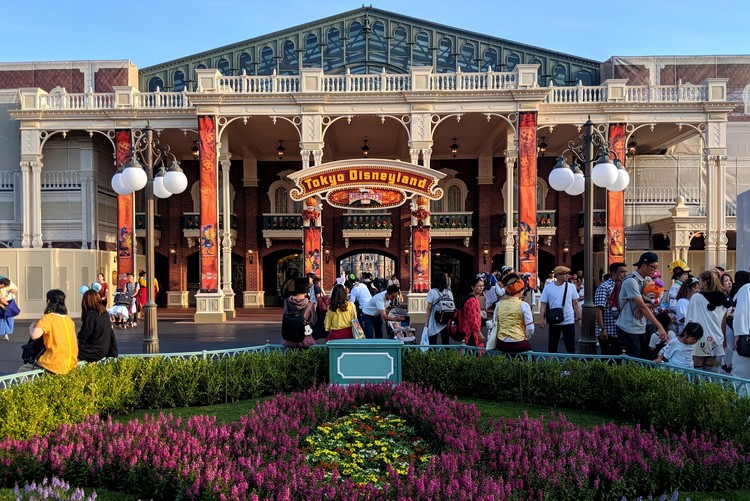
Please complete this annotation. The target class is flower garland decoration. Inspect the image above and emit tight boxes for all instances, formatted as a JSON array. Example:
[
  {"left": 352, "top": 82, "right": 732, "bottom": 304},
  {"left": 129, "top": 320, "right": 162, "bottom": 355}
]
[
  {"left": 301, "top": 209, "right": 319, "bottom": 222},
  {"left": 411, "top": 208, "right": 430, "bottom": 226}
]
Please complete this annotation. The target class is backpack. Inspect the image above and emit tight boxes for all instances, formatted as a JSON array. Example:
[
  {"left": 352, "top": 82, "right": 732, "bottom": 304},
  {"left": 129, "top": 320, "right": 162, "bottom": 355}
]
[
  {"left": 282, "top": 278, "right": 295, "bottom": 299},
  {"left": 433, "top": 292, "right": 456, "bottom": 324},
  {"left": 608, "top": 275, "right": 638, "bottom": 319},
  {"left": 281, "top": 311, "right": 307, "bottom": 342}
]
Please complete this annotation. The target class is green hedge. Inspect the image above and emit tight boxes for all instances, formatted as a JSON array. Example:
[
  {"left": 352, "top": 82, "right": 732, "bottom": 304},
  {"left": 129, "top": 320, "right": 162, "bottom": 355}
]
[{"left": 1, "top": 348, "right": 749, "bottom": 446}]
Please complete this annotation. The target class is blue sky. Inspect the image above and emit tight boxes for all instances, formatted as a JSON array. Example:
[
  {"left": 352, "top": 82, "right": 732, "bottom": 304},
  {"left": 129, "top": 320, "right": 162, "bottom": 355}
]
[{"left": 1, "top": 1, "right": 747, "bottom": 68}]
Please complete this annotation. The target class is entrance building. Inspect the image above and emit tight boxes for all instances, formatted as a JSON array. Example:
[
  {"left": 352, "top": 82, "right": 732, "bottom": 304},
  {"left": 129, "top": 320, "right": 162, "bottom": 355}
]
[{"left": 0, "top": 7, "right": 746, "bottom": 320}]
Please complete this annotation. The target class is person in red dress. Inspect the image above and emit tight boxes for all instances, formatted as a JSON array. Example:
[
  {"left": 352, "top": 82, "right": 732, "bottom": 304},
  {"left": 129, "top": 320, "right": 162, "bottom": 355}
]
[{"left": 460, "top": 276, "right": 486, "bottom": 349}]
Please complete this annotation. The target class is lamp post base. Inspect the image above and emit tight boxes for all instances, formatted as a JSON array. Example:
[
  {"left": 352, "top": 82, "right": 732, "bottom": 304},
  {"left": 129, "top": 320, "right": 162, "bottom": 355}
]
[{"left": 194, "top": 291, "right": 227, "bottom": 323}]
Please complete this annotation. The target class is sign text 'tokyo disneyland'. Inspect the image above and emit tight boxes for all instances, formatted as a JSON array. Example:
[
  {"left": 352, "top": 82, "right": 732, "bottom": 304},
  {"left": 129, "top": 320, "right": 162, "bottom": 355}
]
[{"left": 288, "top": 159, "right": 445, "bottom": 208}]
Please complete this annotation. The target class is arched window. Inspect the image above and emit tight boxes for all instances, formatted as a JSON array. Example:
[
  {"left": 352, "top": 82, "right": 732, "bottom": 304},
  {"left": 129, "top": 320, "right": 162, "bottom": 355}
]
[
  {"left": 325, "top": 27, "right": 343, "bottom": 72},
  {"left": 348, "top": 22, "right": 365, "bottom": 64},
  {"left": 446, "top": 185, "right": 462, "bottom": 212},
  {"left": 482, "top": 48, "right": 497, "bottom": 71},
  {"left": 413, "top": 31, "right": 431, "bottom": 67},
  {"left": 369, "top": 21, "right": 387, "bottom": 64},
  {"left": 529, "top": 58, "right": 543, "bottom": 85},
  {"left": 258, "top": 46, "right": 275, "bottom": 75},
  {"left": 574, "top": 70, "right": 592, "bottom": 85},
  {"left": 391, "top": 26, "right": 409, "bottom": 70},
  {"left": 553, "top": 64, "right": 567, "bottom": 86},
  {"left": 195, "top": 64, "right": 206, "bottom": 70},
  {"left": 432, "top": 176, "right": 467, "bottom": 213},
  {"left": 436, "top": 37, "right": 453, "bottom": 73},
  {"left": 280, "top": 40, "right": 297, "bottom": 74},
  {"left": 239, "top": 52, "right": 254, "bottom": 75},
  {"left": 506, "top": 53, "right": 520, "bottom": 71},
  {"left": 303, "top": 34, "right": 319, "bottom": 68},
  {"left": 459, "top": 43, "right": 476, "bottom": 72},
  {"left": 148, "top": 77, "right": 164, "bottom": 92},
  {"left": 274, "top": 186, "right": 289, "bottom": 213},
  {"left": 217, "top": 58, "right": 231, "bottom": 76},
  {"left": 173, "top": 70, "right": 185, "bottom": 91}
]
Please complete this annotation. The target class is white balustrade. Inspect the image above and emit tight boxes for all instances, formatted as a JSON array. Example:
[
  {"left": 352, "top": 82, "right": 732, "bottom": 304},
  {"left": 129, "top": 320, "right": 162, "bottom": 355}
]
[
  {"left": 40, "top": 170, "right": 81, "bottom": 189},
  {"left": 624, "top": 186, "right": 701, "bottom": 205},
  {"left": 0, "top": 170, "right": 15, "bottom": 189}
]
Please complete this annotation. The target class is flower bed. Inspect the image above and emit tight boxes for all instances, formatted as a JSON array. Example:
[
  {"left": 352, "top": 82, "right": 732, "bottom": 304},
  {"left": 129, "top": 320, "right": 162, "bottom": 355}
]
[{"left": 0, "top": 383, "right": 748, "bottom": 500}]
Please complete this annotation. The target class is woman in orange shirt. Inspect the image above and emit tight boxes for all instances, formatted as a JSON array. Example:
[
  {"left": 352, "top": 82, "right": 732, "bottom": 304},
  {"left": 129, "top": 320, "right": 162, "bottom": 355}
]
[{"left": 21, "top": 289, "right": 78, "bottom": 374}]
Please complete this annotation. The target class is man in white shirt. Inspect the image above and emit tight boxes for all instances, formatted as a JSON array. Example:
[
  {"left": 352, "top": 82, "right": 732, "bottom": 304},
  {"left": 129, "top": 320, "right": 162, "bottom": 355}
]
[
  {"left": 347, "top": 274, "right": 372, "bottom": 316},
  {"left": 362, "top": 285, "right": 403, "bottom": 339},
  {"left": 539, "top": 265, "right": 581, "bottom": 353}
]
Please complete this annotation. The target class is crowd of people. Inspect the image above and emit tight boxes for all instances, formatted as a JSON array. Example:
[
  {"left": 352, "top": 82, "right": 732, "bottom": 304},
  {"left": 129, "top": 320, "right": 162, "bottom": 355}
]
[
  {"left": 280, "top": 255, "right": 750, "bottom": 379},
  {"left": 3, "top": 271, "right": 139, "bottom": 375}
]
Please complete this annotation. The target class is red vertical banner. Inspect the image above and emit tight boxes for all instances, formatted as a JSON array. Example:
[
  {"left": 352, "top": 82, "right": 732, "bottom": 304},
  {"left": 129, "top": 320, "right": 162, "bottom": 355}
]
[
  {"left": 198, "top": 116, "right": 219, "bottom": 292},
  {"left": 304, "top": 226, "right": 321, "bottom": 277},
  {"left": 115, "top": 130, "right": 134, "bottom": 290},
  {"left": 517, "top": 112, "right": 538, "bottom": 290},
  {"left": 411, "top": 226, "right": 430, "bottom": 293},
  {"left": 607, "top": 124, "right": 626, "bottom": 265}
]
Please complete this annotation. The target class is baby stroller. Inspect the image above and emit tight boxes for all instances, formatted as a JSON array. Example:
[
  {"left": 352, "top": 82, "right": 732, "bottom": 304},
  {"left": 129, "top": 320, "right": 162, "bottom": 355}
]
[
  {"left": 109, "top": 291, "right": 135, "bottom": 329},
  {"left": 386, "top": 306, "right": 415, "bottom": 343}
]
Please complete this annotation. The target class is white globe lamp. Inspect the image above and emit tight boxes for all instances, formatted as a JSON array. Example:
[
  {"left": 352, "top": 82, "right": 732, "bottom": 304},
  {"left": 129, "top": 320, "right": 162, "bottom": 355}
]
[
  {"left": 111, "top": 166, "right": 132, "bottom": 195},
  {"left": 153, "top": 168, "right": 172, "bottom": 199},
  {"left": 121, "top": 159, "right": 147, "bottom": 192},
  {"left": 565, "top": 164, "right": 585, "bottom": 196},
  {"left": 591, "top": 152, "right": 618, "bottom": 188},
  {"left": 163, "top": 161, "right": 188, "bottom": 195},
  {"left": 609, "top": 161, "right": 631, "bottom": 192},
  {"left": 548, "top": 156, "right": 575, "bottom": 192}
]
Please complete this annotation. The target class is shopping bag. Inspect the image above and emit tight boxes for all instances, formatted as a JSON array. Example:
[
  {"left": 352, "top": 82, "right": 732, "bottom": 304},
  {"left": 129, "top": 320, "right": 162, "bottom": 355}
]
[
  {"left": 351, "top": 318, "right": 366, "bottom": 339},
  {"left": 420, "top": 326, "right": 430, "bottom": 352},
  {"left": 485, "top": 319, "right": 497, "bottom": 350}
]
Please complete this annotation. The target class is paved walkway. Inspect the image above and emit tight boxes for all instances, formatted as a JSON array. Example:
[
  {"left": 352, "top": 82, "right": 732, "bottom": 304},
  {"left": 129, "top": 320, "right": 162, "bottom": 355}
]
[{"left": 0, "top": 307, "right": 556, "bottom": 376}]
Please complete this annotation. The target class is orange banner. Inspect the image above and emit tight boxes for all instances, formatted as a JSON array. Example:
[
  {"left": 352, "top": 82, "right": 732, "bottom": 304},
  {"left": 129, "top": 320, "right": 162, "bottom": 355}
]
[
  {"left": 115, "top": 130, "right": 133, "bottom": 290},
  {"left": 304, "top": 227, "right": 321, "bottom": 278},
  {"left": 412, "top": 226, "right": 430, "bottom": 293},
  {"left": 607, "top": 124, "right": 626, "bottom": 265},
  {"left": 518, "top": 112, "right": 538, "bottom": 290},
  {"left": 198, "top": 116, "right": 219, "bottom": 292}
]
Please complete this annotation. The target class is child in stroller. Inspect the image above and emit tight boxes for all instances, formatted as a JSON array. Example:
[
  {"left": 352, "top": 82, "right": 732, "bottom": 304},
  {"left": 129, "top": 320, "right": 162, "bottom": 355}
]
[
  {"left": 386, "top": 306, "right": 415, "bottom": 343},
  {"left": 109, "top": 290, "right": 135, "bottom": 328}
]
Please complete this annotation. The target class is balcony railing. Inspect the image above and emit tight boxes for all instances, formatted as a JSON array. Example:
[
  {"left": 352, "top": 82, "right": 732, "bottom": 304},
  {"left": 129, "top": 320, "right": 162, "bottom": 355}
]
[
  {"left": 20, "top": 67, "right": 721, "bottom": 112},
  {"left": 262, "top": 214, "right": 303, "bottom": 230},
  {"left": 577, "top": 210, "right": 608, "bottom": 228},
  {"left": 181, "top": 213, "right": 238, "bottom": 230},
  {"left": 40, "top": 170, "right": 81, "bottom": 189},
  {"left": 624, "top": 186, "right": 701, "bottom": 205},
  {"left": 430, "top": 212, "right": 473, "bottom": 229},
  {"left": 342, "top": 213, "right": 392, "bottom": 230},
  {"left": 499, "top": 210, "right": 557, "bottom": 229},
  {"left": 135, "top": 213, "right": 162, "bottom": 231}
]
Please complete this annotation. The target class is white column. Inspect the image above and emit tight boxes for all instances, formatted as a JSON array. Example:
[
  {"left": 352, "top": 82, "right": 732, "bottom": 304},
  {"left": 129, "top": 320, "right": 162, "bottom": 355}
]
[
  {"left": 717, "top": 155, "right": 728, "bottom": 267},
  {"left": 30, "top": 160, "right": 44, "bottom": 248},
  {"left": 312, "top": 149, "right": 323, "bottom": 166},
  {"left": 19, "top": 161, "right": 32, "bottom": 248},
  {"left": 220, "top": 156, "right": 235, "bottom": 317},
  {"left": 504, "top": 153, "right": 517, "bottom": 267}
]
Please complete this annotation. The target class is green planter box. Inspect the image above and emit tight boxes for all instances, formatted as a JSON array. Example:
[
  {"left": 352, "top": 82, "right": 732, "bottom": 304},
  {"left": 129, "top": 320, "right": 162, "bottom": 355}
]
[{"left": 328, "top": 339, "right": 403, "bottom": 385}]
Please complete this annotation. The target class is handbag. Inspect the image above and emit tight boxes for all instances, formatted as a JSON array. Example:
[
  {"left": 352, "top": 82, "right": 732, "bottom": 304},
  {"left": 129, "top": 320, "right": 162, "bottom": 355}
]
[
  {"left": 21, "top": 337, "right": 45, "bottom": 364},
  {"left": 737, "top": 336, "right": 750, "bottom": 357},
  {"left": 351, "top": 318, "right": 366, "bottom": 339},
  {"left": 544, "top": 283, "right": 568, "bottom": 325},
  {"left": 4, "top": 299, "right": 20, "bottom": 317},
  {"left": 316, "top": 294, "right": 330, "bottom": 313}
]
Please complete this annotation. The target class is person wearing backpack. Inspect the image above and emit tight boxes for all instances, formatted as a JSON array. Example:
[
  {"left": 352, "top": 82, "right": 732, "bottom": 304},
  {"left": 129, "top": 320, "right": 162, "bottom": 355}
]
[
  {"left": 540, "top": 265, "right": 580, "bottom": 353},
  {"left": 281, "top": 277, "right": 317, "bottom": 349},
  {"left": 594, "top": 261, "right": 628, "bottom": 355},
  {"left": 615, "top": 252, "right": 668, "bottom": 358},
  {"left": 424, "top": 271, "right": 454, "bottom": 345}
]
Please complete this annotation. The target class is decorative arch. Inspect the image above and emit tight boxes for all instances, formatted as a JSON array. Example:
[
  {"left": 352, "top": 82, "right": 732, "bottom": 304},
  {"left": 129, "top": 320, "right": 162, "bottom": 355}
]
[
  {"left": 190, "top": 179, "right": 236, "bottom": 213},
  {"left": 239, "top": 52, "right": 253, "bottom": 74},
  {"left": 148, "top": 77, "right": 163, "bottom": 92},
  {"left": 217, "top": 58, "right": 231, "bottom": 76},
  {"left": 506, "top": 53, "right": 520, "bottom": 71},
  {"left": 173, "top": 70, "right": 185, "bottom": 91},
  {"left": 501, "top": 177, "right": 548, "bottom": 210}
]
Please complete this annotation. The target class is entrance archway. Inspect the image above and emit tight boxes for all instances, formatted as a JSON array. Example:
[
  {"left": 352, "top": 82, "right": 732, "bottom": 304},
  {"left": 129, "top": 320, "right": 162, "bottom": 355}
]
[
  {"left": 431, "top": 247, "right": 474, "bottom": 297},
  {"left": 338, "top": 249, "right": 397, "bottom": 291},
  {"left": 262, "top": 250, "right": 304, "bottom": 306}
]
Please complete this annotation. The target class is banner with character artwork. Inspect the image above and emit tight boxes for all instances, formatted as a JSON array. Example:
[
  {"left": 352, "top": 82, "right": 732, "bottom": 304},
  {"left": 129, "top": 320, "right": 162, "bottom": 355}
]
[
  {"left": 607, "top": 124, "right": 626, "bottom": 266},
  {"left": 303, "top": 226, "right": 321, "bottom": 278},
  {"left": 115, "top": 129, "right": 134, "bottom": 290},
  {"left": 198, "top": 116, "right": 219, "bottom": 292},
  {"left": 411, "top": 226, "right": 430, "bottom": 293},
  {"left": 517, "top": 112, "right": 538, "bottom": 290}
]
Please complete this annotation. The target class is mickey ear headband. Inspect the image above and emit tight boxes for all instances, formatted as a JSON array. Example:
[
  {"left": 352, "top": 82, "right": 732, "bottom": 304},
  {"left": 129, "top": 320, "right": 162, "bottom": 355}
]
[{"left": 79, "top": 282, "right": 102, "bottom": 295}]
